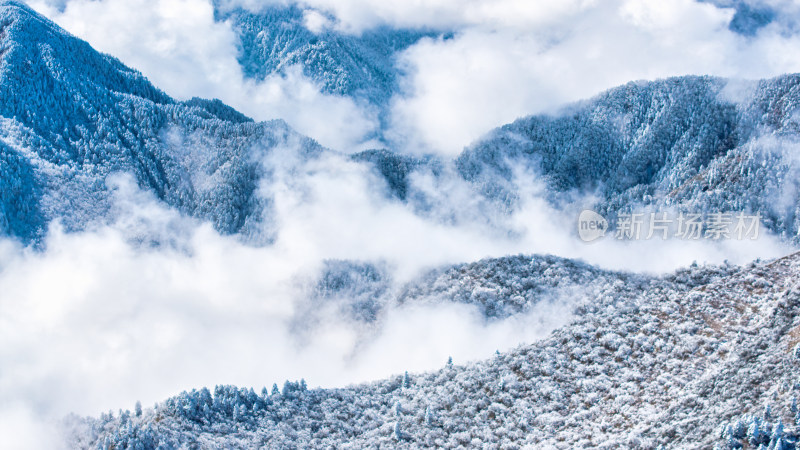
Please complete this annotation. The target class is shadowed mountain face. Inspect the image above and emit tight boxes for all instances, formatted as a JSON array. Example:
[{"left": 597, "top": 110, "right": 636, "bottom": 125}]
[
  {"left": 700, "top": 0, "right": 777, "bottom": 36},
  {"left": 0, "top": 0, "right": 322, "bottom": 244},
  {"left": 0, "top": 140, "right": 45, "bottom": 241}
]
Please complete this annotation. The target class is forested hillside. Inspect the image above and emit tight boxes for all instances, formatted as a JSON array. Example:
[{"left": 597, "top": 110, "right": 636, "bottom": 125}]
[
  {"left": 0, "top": 0, "right": 322, "bottom": 244},
  {"left": 68, "top": 252, "right": 800, "bottom": 448},
  {"left": 5, "top": 0, "right": 800, "bottom": 247},
  {"left": 4, "top": 1, "right": 800, "bottom": 448},
  {"left": 214, "top": 2, "right": 442, "bottom": 131},
  {"left": 458, "top": 75, "right": 800, "bottom": 241}
]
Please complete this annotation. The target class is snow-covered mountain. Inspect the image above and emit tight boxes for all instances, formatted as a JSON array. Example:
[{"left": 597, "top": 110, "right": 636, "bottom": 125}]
[
  {"left": 288, "top": 255, "right": 643, "bottom": 347},
  {"left": 0, "top": 0, "right": 453, "bottom": 246},
  {"left": 0, "top": 0, "right": 323, "bottom": 244},
  {"left": 66, "top": 252, "right": 800, "bottom": 448},
  {"left": 5, "top": 2, "right": 800, "bottom": 447},
  {"left": 4, "top": 0, "right": 800, "bottom": 247},
  {"left": 459, "top": 75, "right": 800, "bottom": 242},
  {"left": 214, "top": 2, "right": 443, "bottom": 133}
]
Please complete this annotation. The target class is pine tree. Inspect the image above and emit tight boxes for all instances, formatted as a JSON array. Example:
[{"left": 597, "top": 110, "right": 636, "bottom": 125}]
[
  {"left": 747, "top": 416, "right": 762, "bottom": 446},
  {"left": 770, "top": 420, "right": 784, "bottom": 448},
  {"left": 394, "top": 421, "right": 402, "bottom": 441}
]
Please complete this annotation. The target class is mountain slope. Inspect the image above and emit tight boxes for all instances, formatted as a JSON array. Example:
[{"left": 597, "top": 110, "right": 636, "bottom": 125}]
[
  {"left": 214, "top": 3, "right": 442, "bottom": 133},
  {"left": 289, "top": 254, "right": 647, "bottom": 346},
  {"left": 394, "top": 254, "right": 644, "bottom": 320},
  {"left": 6, "top": 2, "right": 800, "bottom": 448},
  {"left": 6, "top": 0, "right": 800, "bottom": 248},
  {"left": 0, "top": 0, "right": 322, "bottom": 244},
  {"left": 67, "top": 252, "right": 800, "bottom": 448},
  {"left": 457, "top": 74, "right": 800, "bottom": 241},
  {"left": 0, "top": 140, "right": 44, "bottom": 241}
]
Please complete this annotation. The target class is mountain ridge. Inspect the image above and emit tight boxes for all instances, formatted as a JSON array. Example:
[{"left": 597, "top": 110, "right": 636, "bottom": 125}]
[
  {"left": 458, "top": 73, "right": 800, "bottom": 241},
  {"left": 0, "top": 0, "right": 325, "bottom": 244},
  {"left": 4, "top": 2, "right": 800, "bottom": 448},
  {"left": 67, "top": 252, "right": 800, "bottom": 448},
  {"left": 4, "top": 0, "right": 800, "bottom": 247},
  {"left": 214, "top": 2, "right": 445, "bottom": 137}
]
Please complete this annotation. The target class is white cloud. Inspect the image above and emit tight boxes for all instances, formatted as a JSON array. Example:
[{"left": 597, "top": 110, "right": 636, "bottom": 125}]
[
  {"left": 279, "top": 0, "right": 593, "bottom": 33},
  {"left": 0, "top": 168, "right": 570, "bottom": 447},
  {"left": 388, "top": 0, "right": 800, "bottom": 155},
  {"left": 0, "top": 154, "right": 791, "bottom": 434},
  {"left": 302, "top": 8, "right": 333, "bottom": 32}
]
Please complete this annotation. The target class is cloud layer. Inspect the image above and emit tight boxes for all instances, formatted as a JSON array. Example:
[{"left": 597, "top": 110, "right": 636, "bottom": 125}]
[
  {"left": 389, "top": 0, "right": 800, "bottom": 154},
  {"left": 0, "top": 151, "right": 790, "bottom": 447}
]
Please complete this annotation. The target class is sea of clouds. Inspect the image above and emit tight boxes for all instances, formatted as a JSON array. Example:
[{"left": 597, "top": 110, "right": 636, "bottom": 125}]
[
  {"left": 0, "top": 146, "right": 789, "bottom": 448},
  {"left": 3, "top": 0, "right": 800, "bottom": 447}
]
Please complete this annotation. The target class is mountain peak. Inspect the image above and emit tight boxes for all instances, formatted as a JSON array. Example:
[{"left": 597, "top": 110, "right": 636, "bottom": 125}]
[
  {"left": 0, "top": 0, "right": 168, "bottom": 103},
  {"left": 0, "top": 1, "right": 321, "bottom": 243},
  {"left": 0, "top": 0, "right": 35, "bottom": 15},
  {"left": 0, "top": 0, "right": 64, "bottom": 43},
  {"left": 0, "top": 0, "right": 172, "bottom": 165}
]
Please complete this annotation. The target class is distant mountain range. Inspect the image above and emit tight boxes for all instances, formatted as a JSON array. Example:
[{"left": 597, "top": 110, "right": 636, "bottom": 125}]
[
  {"left": 4, "top": 0, "right": 800, "bottom": 248},
  {"left": 3, "top": 0, "right": 800, "bottom": 246}
]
